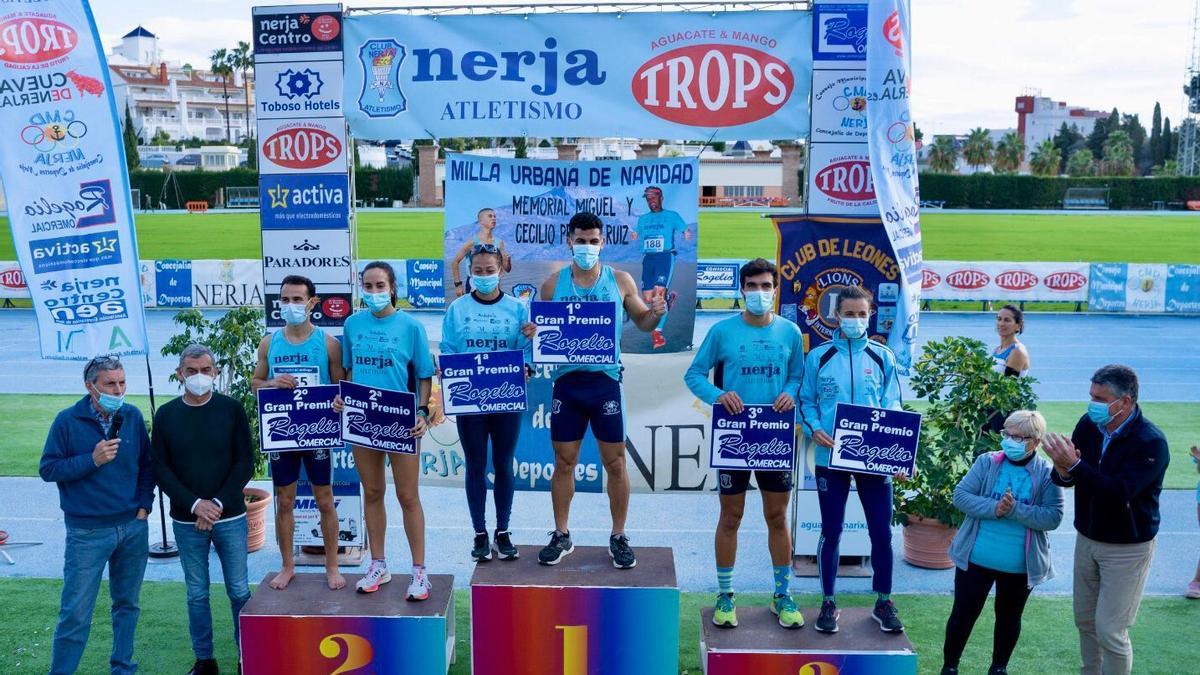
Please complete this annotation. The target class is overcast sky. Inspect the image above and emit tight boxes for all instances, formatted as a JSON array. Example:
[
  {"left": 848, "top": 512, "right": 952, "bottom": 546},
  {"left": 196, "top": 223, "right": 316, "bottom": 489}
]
[{"left": 91, "top": 0, "right": 1194, "bottom": 135}]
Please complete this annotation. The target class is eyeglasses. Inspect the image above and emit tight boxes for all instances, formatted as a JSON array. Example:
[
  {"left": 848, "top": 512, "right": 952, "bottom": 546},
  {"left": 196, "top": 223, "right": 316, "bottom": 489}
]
[
  {"left": 1001, "top": 431, "right": 1036, "bottom": 443},
  {"left": 471, "top": 243, "right": 500, "bottom": 256}
]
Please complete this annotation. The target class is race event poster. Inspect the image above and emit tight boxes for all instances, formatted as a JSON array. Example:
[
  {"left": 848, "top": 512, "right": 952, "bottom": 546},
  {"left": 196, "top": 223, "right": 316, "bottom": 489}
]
[
  {"left": 829, "top": 403, "right": 921, "bottom": 477},
  {"left": 340, "top": 380, "right": 417, "bottom": 454},
  {"left": 257, "top": 385, "right": 342, "bottom": 453},
  {"left": 709, "top": 404, "right": 796, "bottom": 471},
  {"left": 439, "top": 350, "right": 528, "bottom": 416},
  {"left": 530, "top": 301, "right": 618, "bottom": 365}
]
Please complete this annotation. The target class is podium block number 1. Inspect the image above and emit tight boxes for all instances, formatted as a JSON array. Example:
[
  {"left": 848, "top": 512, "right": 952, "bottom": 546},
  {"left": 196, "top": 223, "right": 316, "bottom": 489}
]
[{"left": 556, "top": 624, "right": 587, "bottom": 675}]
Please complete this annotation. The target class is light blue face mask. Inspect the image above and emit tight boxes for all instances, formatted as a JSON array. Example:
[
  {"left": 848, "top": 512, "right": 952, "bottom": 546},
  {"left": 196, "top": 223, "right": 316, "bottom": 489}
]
[
  {"left": 572, "top": 244, "right": 601, "bottom": 270},
  {"left": 471, "top": 274, "right": 500, "bottom": 294},
  {"left": 95, "top": 390, "right": 124, "bottom": 414},
  {"left": 744, "top": 290, "right": 774, "bottom": 316},
  {"left": 362, "top": 291, "right": 393, "bottom": 312},
  {"left": 279, "top": 302, "right": 309, "bottom": 326},
  {"left": 1001, "top": 437, "right": 1029, "bottom": 461},
  {"left": 840, "top": 317, "right": 869, "bottom": 339},
  {"left": 1087, "top": 400, "right": 1119, "bottom": 426}
]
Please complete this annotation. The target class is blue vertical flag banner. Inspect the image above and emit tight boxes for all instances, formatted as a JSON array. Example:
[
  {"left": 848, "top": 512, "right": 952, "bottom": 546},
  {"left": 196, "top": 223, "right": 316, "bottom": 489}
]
[
  {"left": 439, "top": 351, "right": 528, "bottom": 416},
  {"left": 865, "top": 0, "right": 921, "bottom": 369},
  {"left": 343, "top": 11, "right": 812, "bottom": 140},
  {"left": 0, "top": 1, "right": 149, "bottom": 360},
  {"left": 257, "top": 385, "right": 343, "bottom": 452},
  {"left": 530, "top": 301, "right": 619, "bottom": 365},
  {"left": 339, "top": 381, "right": 417, "bottom": 454},
  {"left": 773, "top": 216, "right": 904, "bottom": 354},
  {"left": 829, "top": 403, "right": 920, "bottom": 477},
  {"left": 709, "top": 405, "right": 796, "bottom": 471}
]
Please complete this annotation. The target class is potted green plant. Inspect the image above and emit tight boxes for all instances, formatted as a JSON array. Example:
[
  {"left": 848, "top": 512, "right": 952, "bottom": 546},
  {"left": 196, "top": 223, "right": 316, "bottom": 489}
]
[
  {"left": 161, "top": 307, "right": 273, "bottom": 551},
  {"left": 894, "top": 336, "right": 1037, "bottom": 568}
]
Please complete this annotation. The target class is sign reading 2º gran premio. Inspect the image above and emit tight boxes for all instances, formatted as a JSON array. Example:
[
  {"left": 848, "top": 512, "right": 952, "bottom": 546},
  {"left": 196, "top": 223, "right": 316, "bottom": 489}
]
[{"left": 257, "top": 385, "right": 342, "bottom": 453}]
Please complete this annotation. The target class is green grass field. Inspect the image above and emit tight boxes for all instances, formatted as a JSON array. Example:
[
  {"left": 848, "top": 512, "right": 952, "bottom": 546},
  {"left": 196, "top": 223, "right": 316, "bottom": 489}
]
[
  {"left": 5, "top": 395, "right": 1197, "bottom": 488},
  {"left": 2, "top": 211, "right": 1198, "bottom": 263},
  {"left": 2, "top": 579, "right": 1196, "bottom": 674}
]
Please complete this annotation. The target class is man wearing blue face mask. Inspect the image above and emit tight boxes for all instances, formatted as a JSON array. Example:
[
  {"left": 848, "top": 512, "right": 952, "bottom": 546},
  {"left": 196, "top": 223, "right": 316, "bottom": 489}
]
[
  {"left": 1044, "top": 365, "right": 1168, "bottom": 675},
  {"left": 41, "top": 355, "right": 154, "bottom": 675},
  {"left": 252, "top": 275, "right": 347, "bottom": 592},
  {"left": 799, "top": 284, "right": 906, "bottom": 635}
]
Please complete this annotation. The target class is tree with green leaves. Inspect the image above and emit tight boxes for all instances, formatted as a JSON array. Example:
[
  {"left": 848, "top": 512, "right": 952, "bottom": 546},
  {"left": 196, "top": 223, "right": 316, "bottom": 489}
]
[
  {"left": 209, "top": 48, "right": 234, "bottom": 143},
  {"left": 1065, "top": 148, "right": 1095, "bottom": 177},
  {"left": 1087, "top": 108, "right": 1119, "bottom": 159},
  {"left": 230, "top": 41, "right": 254, "bottom": 165},
  {"left": 1150, "top": 102, "right": 1163, "bottom": 167},
  {"left": 122, "top": 102, "right": 140, "bottom": 171},
  {"left": 1029, "top": 140, "right": 1061, "bottom": 176},
  {"left": 1152, "top": 159, "right": 1180, "bottom": 177},
  {"left": 1053, "top": 122, "right": 1085, "bottom": 173},
  {"left": 513, "top": 136, "right": 528, "bottom": 158},
  {"left": 926, "top": 135, "right": 958, "bottom": 173},
  {"left": 1101, "top": 129, "right": 1136, "bottom": 176},
  {"left": 1163, "top": 117, "right": 1175, "bottom": 160},
  {"left": 962, "top": 127, "right": 993, "bottom": 171},
  {"left": 992, "top": 131, "right": 1025, "bottom": 174},
  {"left": 1120, "top": 113, "right": 1148, "bottom": 174}
]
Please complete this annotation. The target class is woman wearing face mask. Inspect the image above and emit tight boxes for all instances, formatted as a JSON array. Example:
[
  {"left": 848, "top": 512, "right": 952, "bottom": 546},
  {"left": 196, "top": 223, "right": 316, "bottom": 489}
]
[
  {"left": 941, "top": 410, "right": 1064, "bottom": 675},
  {"left": 336, "top": 261, "right": 436, "bottom": 599},
  {"left": 440, "top": 244, "right": 535, "bottom": 563},
  {"left": 799, "top": 284, "right": 907, "bottom": 635}
]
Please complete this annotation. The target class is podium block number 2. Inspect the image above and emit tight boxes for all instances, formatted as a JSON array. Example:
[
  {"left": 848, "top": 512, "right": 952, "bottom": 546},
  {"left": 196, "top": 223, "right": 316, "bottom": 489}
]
[
  {"left": 556, "top": 625, "right": 587, "bottom": 675},
  {"left": 319, "top": 633, "right": 374, "bottom": 675}
]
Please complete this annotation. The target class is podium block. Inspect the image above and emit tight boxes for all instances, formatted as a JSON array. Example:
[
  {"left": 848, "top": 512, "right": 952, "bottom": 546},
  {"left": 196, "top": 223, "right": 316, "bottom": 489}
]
[
  {"left": 471, "top": 546, "right": 679, "bottom": 675},
  {"left": 239, "top": 572, "right": 455, "bottom": 675},
  {"left": 700, "top": 606, "right": 917, "bottom": 674}
]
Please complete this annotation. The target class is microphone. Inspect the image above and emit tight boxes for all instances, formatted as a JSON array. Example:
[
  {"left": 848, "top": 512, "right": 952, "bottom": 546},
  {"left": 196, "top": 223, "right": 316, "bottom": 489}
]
[{"left": 108, "top": 412, "right": 124, "bottom": 441}]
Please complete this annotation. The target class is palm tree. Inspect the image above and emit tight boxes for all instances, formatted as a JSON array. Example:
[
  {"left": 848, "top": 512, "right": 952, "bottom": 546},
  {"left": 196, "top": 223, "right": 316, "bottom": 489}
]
[
  {"left": 210, "top": 48, "right": 234, "bottom": 143},
  {"left": 1065, "top": 148, "right": 1095, "bottom": 177},
  {"left": 1029, "top": 140, "right": 1062, "bottom": 176},
  {"left": 1101, "top": 130, "right": 1135, "bottom": 176},
  {"left": 927, "top": 136, "right": 958, "bottom": 173},
  {"left": 231, "top": 42, "right": 253, "bottom": 145},
  {"left": 963, "top": 127, "right": 994, "bottom": 171},
  {"left": 993, "top": 131, "right": 1026, "bottom": 174}
]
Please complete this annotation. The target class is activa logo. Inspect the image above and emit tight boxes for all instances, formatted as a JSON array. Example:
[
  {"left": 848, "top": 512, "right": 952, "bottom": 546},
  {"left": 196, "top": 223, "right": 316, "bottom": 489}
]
[
  {"left": 814, "top": 159, "right": 875, "bottom": 201},
  {"left": 921, "top": 268, "right": 941, "bottom": 290},
  {"left": 1043, "top": 271, "right": 1087, "bottom": 292},
  {"left": 267, "top": 180, "right": 345, "bottom": 209},
  {"left": 945, "top": 269, "right": 990, "bottom": 290},
  {"left": 995, "top": 270, "right": 1038, "bottom": 292},
  {"left": 0, "top": 16, "right": 78, "bottom": 67},
  {"left": 29, "top": 231, "right": 120, "bottom": 274},
  {"left": 632, "top": 45, "right": 792, "bottom": 127},
  {"left": 262, "top": 125, "right": 342, "bottom": 170}
]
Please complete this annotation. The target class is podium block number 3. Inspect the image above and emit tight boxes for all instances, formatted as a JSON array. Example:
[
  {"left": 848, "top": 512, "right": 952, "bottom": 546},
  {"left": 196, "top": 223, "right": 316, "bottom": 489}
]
[
  {"left": 556, "top": 625, "right": 588, "bottom": 675},
  {"left": 319, "top": 633, "right": 374, "bottom": 675}
]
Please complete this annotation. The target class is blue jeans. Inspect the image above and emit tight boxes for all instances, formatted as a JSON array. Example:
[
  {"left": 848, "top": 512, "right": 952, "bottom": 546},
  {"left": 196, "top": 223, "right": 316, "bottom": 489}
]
[
  {"left": 173, "top": 517, "right": 251, "bottom": 661},
  {"left": 51, "top": 517, "right": 148, "bottom": 675},
  {"left": 815, "top": 466, "right": 894, "bottom": 597}
]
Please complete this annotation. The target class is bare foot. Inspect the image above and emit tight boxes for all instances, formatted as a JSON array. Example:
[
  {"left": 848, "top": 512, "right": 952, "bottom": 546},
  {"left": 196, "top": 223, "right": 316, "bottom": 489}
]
[
  {"left": 326, "top": 570, "right": 346, "bottom": 590},
  {"left": 268, "top": 568, "right": 295, "bottom": 590}
]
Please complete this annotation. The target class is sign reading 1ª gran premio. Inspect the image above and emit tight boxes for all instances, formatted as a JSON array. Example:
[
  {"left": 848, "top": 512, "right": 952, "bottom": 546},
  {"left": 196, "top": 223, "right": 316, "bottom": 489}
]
[{"left": 439, "top": 351, "right": 527, "bottom": 416}]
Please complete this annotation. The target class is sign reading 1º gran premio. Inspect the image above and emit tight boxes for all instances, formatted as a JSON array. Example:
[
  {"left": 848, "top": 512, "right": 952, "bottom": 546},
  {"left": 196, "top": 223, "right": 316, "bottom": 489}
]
[
  {"left": 339, "top": 380, "right": 417, "bottom": 454},
  {"left": 257, "top": 385, "right": 342, "bottom": 453},
  {"left": 439, "top": 350, "right": 527, "bottom": 416},
  {"left": 709, "top": 404, "right": 796, "bottom": 471},
  {"left": 530, "top": 301, "right": 618, "bottom": 365},
  {"left": 829, "top": 403, "right": 921, "bottom": 477}
]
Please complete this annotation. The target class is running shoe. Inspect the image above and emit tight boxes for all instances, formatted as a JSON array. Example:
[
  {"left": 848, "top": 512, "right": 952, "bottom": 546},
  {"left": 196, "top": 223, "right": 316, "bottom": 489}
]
[
  {"left": 538, "top": 530, "right": 574, "bottom": 565},
  {"left": 355, "top": 559, "right": 391, "bottom": 594},
  {"left": 609, "top": 534, "right": 637, "bottom": 569},
  {"left": 406, "top": 567, "right": 431, "bottom": 601},
  {"left": 1187, "top": 581, "right": 1200, "bottom": 599},
  {"left": 667, "top": 289, "right": 678, "bottom": 311},
  {"left": 770, "top": 593, "right": 804, "bottom": 629},
  {"left": 471, "top": 532, "right": 493, "bottom": 562},
  {"left": 712, "top": 592, "right": 738, "bottom": 628},
  {"left": 939, "top": 668, "right": 959, "bottom": 675},
  {"left": 651, "top": 329, "right": 666, "bottom": 349},
  {"left": 872, "top": 598, "right": 905, "bottom": 633},
  {"left": 494, "top": 530, "right": 519, "bottom": 560},
  {"left": 815, "top": 599, "right": 840, "bottom": 634}
]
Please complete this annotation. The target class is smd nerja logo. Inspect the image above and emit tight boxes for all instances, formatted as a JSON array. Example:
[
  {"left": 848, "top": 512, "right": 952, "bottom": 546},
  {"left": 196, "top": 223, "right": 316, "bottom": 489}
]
[
  {"left": 631, "top": 44, "right": 793, "bottom": 126},
  {"left": 0, "top": 15, "right": 78, "bottom": 68}
]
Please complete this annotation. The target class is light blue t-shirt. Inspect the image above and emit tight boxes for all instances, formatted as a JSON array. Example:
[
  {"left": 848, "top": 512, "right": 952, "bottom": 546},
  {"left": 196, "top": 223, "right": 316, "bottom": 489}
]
[
  {"left": 551, "top": 265, "right": 624, "bottom": 381},
  {"left": 342, "top": 309, "right": 435, "bottom": 392},
  {"left": 970, "top": 459, "right": 1035, "bottom": 574},
  {"left": 267, "top": 327, "right": 330, "bottom": 386},
  {"left": 635, "top": 209, "right": 687, "bottom": 254},
  {"left": 684, "top": 314, "right": 805, "bottom": 406},
  {"left": 441, "top": 292, "right": 531, "bottom": 364}
]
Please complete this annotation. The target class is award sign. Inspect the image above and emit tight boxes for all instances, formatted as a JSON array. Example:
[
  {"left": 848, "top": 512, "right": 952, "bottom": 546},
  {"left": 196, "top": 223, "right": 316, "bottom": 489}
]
[
  {"left": 709, "top": 404, "right": 796, "bottom": 471},
  {"left": 340, "top": 381, "right": 418, "bottom": 454},
  {"left": 439, "top": 350, "right": 528, "bottom": 416},
  {"left": 829, "top": 403, "right": 921, "bottom": 477},
  {"left": 530, "top": 301, "right": 618, "bottom": 365},
  {"left": 257, "top": 385, "right": 343, "bottom": 453}
]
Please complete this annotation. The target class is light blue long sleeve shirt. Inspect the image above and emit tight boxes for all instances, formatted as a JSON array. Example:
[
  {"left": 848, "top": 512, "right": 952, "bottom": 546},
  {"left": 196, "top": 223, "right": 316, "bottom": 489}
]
[{"left": 684, "top": 313, "right": 805, "bottom": 406}]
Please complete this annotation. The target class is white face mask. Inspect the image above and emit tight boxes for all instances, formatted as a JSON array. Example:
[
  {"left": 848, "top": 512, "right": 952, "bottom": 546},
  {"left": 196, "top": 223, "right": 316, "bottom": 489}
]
[{"left": 184, "top": 373, "right": 214, "bottom": 396}]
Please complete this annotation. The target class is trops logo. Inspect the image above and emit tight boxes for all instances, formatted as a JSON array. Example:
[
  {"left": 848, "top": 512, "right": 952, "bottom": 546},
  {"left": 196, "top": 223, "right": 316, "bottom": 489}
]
[
  {"left": 945, "top": 269, "right": 990, "bottom": 291},
  {"left": 995, "top": 270, "right": 1038, "bottom": 292},
  {"left": 1044, "top": 270, "right": 1087, "bottom": 292},
  {"left": 631, "top": 44, "right": 793, "bottom": 126},
  {"left": 262, "top": 124, "right": 343, "bottom": 170},
  {"left": 814, "top": 158, "right": 875, "bottom": 202},
  {"left": 0, "top": 14, "right": 78, "bottom": 68},
  {"left": 0, "top": 266, "right": 26, "bottom": 291},
  {"left": 921, "top": 267, "right": 941, "bottom": 290}
]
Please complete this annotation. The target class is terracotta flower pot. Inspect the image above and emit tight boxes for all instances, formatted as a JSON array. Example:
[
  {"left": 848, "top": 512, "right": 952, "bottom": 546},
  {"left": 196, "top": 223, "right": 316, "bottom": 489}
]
[
  {"left": 243, "top": 487, "right": 272, "bottom": 553},
  {"left": 901, "top": 514, "right": 957, "bottom": 569}
]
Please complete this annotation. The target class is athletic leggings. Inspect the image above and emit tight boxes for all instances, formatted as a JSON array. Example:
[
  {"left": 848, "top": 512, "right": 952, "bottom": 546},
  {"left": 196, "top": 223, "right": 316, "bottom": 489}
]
[
  {"left": 942, "top": 563, "right": 1033, "bottom": 670},
  {"left": 815, "top": 466, "right": 894, "bottom": 596},
  {"left": 456, "top": 412, "right": 522, "bottom": 533}
]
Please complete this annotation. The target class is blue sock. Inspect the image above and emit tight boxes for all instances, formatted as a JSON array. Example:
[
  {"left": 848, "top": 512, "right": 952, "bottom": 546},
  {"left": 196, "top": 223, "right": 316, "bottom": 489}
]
[
  {"left": 717, "top": 566, "right": 734, "bottom": 595},
  {"left": 773, "top": 565, "right": 790, "bottom": 597}
]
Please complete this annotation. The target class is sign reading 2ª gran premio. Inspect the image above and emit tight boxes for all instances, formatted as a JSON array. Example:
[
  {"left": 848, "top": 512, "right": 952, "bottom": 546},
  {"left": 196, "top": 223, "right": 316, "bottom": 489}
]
[{"left": 340, "top": 381, "right": 417, "bottom": 454}]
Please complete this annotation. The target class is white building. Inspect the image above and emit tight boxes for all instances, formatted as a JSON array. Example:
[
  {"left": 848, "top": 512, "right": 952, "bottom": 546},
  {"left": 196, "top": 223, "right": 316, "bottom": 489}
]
[
  {"left": 108, "top": 27, "right": 254, "bottom": 144},
  {"left": 1015, "top": 92, "right": 1107, "bottom": 161}
]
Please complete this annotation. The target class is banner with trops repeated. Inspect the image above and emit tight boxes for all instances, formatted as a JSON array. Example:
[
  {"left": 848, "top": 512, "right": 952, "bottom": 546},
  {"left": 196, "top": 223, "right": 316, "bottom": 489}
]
[
  {"left": 0, "top": 0, "right": 149, "bottom": 359},
  {"left": 343, "top": 10, "right": 812, "bottom": 140}
]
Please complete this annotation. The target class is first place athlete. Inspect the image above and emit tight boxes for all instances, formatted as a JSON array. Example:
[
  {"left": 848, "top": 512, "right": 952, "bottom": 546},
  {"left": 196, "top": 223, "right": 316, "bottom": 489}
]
[{"left": 537, "top": 212, "right": 667, "bottom": 569}]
